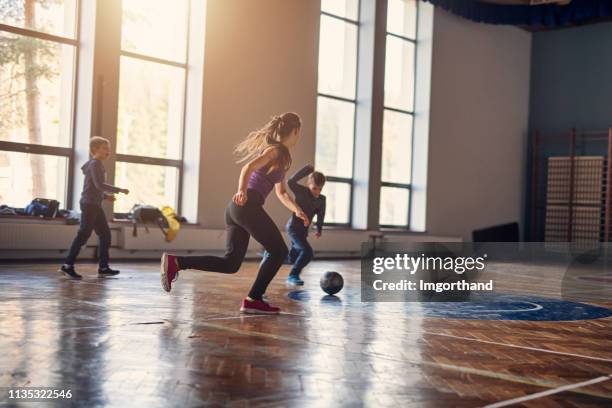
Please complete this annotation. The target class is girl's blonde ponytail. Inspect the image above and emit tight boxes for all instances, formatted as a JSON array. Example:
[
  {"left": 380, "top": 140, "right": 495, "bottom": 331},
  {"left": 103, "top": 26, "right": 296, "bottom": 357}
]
[{"left": 234, "top": 112, "right": 301, "bottom": 171}]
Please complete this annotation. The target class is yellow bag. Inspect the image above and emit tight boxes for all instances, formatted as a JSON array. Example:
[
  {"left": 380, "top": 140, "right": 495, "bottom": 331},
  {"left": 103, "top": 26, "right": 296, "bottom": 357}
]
[{"left": 161, "top": 206, "right": 181, "bottom": 242}]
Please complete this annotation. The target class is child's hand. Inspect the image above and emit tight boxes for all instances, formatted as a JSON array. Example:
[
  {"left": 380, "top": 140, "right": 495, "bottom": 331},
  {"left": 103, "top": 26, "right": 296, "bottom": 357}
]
[
  {"left": 314, "top": 231, "right": 321, "bottom": 239},
  {"left": 295, "top": 210, "right": 309, "bottom": 227},
  {"left": 120, "top": 188, "right": 130, "bottom": 194},
  {"left": 233, "top": 190, "right": 247, "bottom": 206},
  {"left": 105, "top": 194, "right": 116, "bottom": 202}
]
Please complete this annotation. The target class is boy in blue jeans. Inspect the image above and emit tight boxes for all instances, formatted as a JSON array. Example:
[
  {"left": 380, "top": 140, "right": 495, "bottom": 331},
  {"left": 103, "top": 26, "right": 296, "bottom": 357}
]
[
  {"left": 59, "top": 136, "right": 129, "bottom": 279},
  {"left": 285, "top": 165, "right": 326, "bottom": 285}
]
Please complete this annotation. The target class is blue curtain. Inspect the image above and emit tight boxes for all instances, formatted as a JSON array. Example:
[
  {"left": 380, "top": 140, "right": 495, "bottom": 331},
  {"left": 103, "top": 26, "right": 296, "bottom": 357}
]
[{"left": 424, "top": 0, "right": 612, "bottom": 27}]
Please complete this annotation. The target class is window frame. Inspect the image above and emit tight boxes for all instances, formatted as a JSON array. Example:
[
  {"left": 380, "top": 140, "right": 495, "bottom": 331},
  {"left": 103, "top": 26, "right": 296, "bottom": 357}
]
[
  {"left": 323, "top": 175, "right": 354, "bottom": 227},
  {"left": 317, "top": 5, "right": 361, "bottom": 228},
  {"left": 0, "top": 1, "right": 81, "bottom": 209},
  {"left": 379, "top": 0, "right": 418, "bottom": 229},
  {"left": 112, "top": 0, "right": 192, "bottom": 216}
]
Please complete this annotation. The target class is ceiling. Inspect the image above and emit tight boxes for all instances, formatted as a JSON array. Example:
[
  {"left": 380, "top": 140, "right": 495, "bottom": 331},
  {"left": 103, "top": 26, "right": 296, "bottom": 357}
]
[
  {"left": 428, "top": 0, "right": 611, "bottom": 31},
  {"left": 474, "top": 0, "right": 612, "bottom": 31},
  {"left": 479, "top": 0, "right": 572, "bottom": 4}
]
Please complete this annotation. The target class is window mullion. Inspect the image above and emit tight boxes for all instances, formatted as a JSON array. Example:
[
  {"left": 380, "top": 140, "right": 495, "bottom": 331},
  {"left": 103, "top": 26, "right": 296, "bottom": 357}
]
[
  {"left": 320, "top": 11, "right": 359, "bottom": 25},
  {"left": 0, "top": 23, "right": 78, "bottom": 45},
  {"left": 115, "top": 154, "right": 181, "bottom": 168},
  {"left": 0, "top": 141, "right": 72, "bottom": 157},
  {"left": 120, "top": 50, "right": 187, "bottom": 69}
]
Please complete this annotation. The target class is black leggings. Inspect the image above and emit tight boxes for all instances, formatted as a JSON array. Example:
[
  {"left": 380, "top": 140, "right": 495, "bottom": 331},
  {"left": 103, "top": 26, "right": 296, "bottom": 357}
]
[{"left": 177, "top": 189, "right": 288, "bottom": 300}]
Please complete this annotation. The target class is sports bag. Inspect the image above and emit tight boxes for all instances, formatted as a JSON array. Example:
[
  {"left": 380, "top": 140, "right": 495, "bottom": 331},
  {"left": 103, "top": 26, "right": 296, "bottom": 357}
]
[
  {"left": 130, "top": 204, "right": 168, "bottom": 237},
  {"left": 25, "top": 198, "right": 60, "bottom": 218},
  {"left": 161, "top": 206, "right": 181, "bottom": 242}
]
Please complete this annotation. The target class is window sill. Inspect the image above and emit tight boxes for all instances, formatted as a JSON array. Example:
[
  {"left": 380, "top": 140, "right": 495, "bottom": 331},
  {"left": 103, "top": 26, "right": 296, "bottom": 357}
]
[
  {"left": 379, "top": 227, "right": 428, "bottom": 234},
  {"left": 0, "top": 215, "right": 68, "bottom": 224},
  {"left": 0, "top": 215, "right": 200, "bottom": 227},
  {"left": 321, "top": 225, "right": 428, "bottom": 234},
  {"left": 321, "top": 225, "right": 364, "bottom": 231}
]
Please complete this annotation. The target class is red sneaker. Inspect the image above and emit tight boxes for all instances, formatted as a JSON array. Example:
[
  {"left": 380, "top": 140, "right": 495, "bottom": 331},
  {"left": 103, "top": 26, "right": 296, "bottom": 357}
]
[
  {"left": 161, "top": 253, "right": 180, "bottom": 292},
  {"left": 240, "top": 298, "right": 281, "bottom": 314}
]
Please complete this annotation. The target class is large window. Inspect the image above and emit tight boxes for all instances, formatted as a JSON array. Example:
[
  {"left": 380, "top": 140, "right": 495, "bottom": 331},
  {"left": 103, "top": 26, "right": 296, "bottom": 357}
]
[
  {"left": 114, "top": 0, "right": 189, "bottom": 213},
  {"left": 315, "top": 0, "right": 359, "bottom": 226},
  {"left": 0, "top": 0, "right": 202, "bottom": 217},
  {"left": 0, "top": 0, "right": 78, "bottom": 208},
  {"left": 379, "top": 0, "right": 417, "bottom": 227}
]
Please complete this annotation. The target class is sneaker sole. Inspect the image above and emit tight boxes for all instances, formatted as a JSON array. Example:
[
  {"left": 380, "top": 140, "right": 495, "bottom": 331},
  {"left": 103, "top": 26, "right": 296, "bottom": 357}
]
[
  {"left": 240, "top": 307, "right": 280, "bottom": 315},
  {"left": 160, "top": 253, "right": 170, "bottom": 292},
  {"left": 58, "top": 269, "right": 82, "bottom": 280}
]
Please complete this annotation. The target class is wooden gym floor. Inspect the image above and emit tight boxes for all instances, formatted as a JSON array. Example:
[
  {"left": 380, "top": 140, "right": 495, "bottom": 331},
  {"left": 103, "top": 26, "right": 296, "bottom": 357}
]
[{"left": 0, "top": 259, "right": 610, "bottom": 407}]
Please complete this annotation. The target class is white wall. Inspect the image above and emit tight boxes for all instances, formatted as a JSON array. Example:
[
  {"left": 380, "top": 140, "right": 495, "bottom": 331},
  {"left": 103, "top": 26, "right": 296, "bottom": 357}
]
[{"left": 426, "top": 8, "right": 532, "bottom": 241}]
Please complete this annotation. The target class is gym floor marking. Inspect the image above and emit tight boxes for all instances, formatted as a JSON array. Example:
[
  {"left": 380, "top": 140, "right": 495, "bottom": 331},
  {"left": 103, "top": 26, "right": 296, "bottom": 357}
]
[
  {"left": 419, "top": 330, "right": 612, "bottom": 363},
  {"left": 420, "top": 362, "right": 611, "bottom": 400},
  {"left": 484, "top": 375, "right": 612, "bottom": 408},
  {"left": 289, "top": 288, "right": 612, "bottom": 321}
]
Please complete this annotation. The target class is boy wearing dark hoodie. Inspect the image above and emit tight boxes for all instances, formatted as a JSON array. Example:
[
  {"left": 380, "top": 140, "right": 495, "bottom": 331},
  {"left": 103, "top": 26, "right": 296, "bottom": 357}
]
[
  {"left": 59, "top": 137, "right": 129, "bottom": 279},
  {"left": 285, "top": 165, "right": 326, "bottom": 285}
]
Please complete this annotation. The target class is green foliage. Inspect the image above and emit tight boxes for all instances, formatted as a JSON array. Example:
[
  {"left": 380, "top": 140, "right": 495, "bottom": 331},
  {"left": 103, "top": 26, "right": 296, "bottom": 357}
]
[
  {"left": 0, "top": 0, "right": 59, "bottom": 136},
  {"left": 0, "top": 0, "right": 62, "bottom": 24}
]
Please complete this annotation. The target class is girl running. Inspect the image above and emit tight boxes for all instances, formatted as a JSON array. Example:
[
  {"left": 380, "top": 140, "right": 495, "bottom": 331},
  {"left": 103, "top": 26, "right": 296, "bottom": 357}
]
[{"left": 160, "top": 112, "right": 309, "bottom": 314}]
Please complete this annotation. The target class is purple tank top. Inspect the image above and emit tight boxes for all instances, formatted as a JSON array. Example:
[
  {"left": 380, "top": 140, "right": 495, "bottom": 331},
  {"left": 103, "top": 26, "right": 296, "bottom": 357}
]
[{"left": 248, "top": 166, "right": 285, "bottom": 199}]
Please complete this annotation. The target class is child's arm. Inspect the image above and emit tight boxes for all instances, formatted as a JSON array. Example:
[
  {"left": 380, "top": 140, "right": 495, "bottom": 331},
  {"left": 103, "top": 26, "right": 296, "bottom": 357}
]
[
  {"left": 233, "top": 147, "right": 278, "bottom": 206},
  {"left": 315, "top": 195, "right": 326, "bottom": 236},
  {"left": 287, "top": 165, "right": 313, "bottom": 193},
  {"left": 91, "top": 161, "right": 128, "bottom": 194},
  {"left": 275, "top": 180, "right": 309, "bottom": 227}
]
